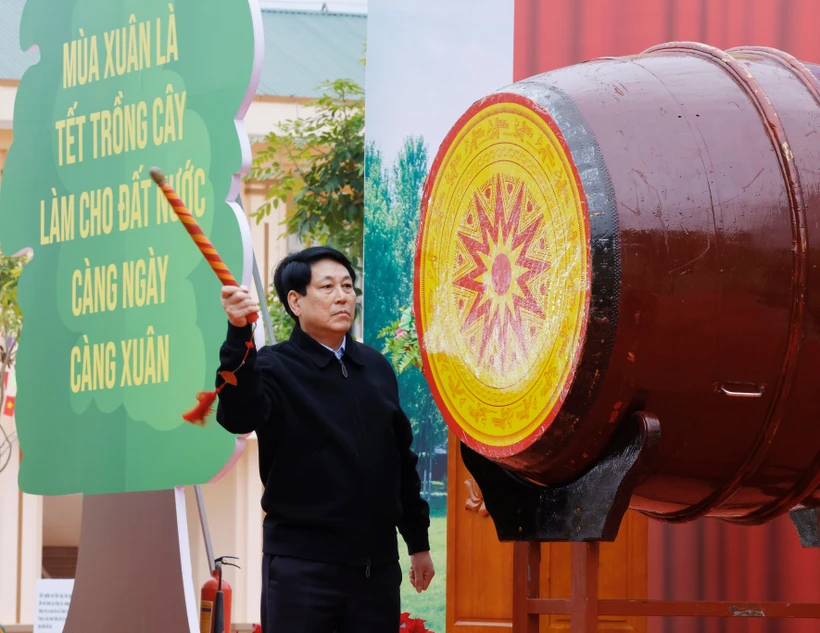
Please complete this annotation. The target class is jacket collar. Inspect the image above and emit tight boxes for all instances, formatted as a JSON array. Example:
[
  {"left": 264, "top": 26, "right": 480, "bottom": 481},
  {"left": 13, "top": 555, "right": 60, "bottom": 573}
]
[{"left": 289, "top": 324, "right": 363, "bottom": 368}]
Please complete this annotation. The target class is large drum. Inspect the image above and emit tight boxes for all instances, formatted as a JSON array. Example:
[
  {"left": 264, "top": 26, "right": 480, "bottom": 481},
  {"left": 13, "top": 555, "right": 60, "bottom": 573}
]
[{"left": 414, "top": 43, "right": 820, "bottom": 525}]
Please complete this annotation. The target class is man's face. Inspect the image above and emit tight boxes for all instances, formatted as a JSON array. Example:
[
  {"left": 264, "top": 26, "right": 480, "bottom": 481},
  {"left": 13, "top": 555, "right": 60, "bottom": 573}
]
[{"left": 288, "top": 259, "right": 356, "bottom": 341}]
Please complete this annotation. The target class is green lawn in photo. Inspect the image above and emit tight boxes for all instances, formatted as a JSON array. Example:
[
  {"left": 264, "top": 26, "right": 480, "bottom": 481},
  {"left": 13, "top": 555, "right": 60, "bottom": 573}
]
[{"left": 399, "top": 511, "right": 447, "bottom": 633}]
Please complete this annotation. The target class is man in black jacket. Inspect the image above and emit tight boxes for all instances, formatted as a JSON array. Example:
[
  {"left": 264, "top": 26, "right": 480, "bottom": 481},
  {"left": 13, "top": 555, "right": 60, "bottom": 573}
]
[{"left": 215, "top": 246, "right": 434, "bottom": 633}]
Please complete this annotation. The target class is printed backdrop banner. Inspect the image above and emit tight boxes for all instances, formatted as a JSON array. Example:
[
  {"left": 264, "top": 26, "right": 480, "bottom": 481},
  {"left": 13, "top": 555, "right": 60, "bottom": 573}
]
[
  {"left": 0, "top": 0, "right": 262, "bottom": 495},
  {"left": 364, "top": 2, "right": 513, "bottom": 630}
]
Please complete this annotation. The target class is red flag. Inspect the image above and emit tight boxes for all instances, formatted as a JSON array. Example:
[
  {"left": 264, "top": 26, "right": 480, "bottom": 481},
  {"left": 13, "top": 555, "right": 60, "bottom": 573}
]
[{"left": 3, "top": 395, "right": 15, "bottom": 417}]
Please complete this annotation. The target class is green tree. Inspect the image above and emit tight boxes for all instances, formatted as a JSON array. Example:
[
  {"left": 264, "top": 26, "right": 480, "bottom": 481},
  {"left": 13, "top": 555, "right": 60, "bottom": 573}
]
[
  {"left": 246, "top": 78, "right": 364, "bottom": 341},
  {"left": 391, "top": 136, "right": 428, "bottom": 297},
  {"left": 0, "top": 246, "right": 26, "bottom": 473},
  {"left": 363, "top": 136, "right": 428, "bottom": 341},
  {"left": 363, "top": 141, "right": 398, "bottom": 341},
  {"left": 264, "top": 290, "right": 295, "bottom": 344},
  {"left": 365, "top": 141, "right": 391, "bottom": 215},
  {"left": 377, "top": 305, "right": 420, "bottom": 375},
  {"left": 364, "top": 136, "right": 448, "bottom": 501},
  {"left": 247, "top": 78, "right": 365, "bottom": 270}
]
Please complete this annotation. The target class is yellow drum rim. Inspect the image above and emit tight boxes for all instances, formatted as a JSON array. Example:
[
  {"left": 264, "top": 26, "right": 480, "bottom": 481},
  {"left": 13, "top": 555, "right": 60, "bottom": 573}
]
[{"left": 414, "top": 92, "right": 591, "bottom": 457}]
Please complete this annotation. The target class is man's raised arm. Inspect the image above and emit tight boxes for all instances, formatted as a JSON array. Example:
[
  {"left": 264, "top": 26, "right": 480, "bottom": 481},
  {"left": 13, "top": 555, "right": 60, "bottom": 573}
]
[{"left": 215, "top": 286, "right": 281, "bottom": 435}]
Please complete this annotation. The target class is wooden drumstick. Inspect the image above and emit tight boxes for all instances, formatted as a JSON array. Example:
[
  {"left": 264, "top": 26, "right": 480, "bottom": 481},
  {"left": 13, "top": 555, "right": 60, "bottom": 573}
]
[
  {"left": 150, "top": 167, "right": 257, "bottom": 324},
  {"left": 150, "top": 166, "right": 258, "bottom": 426}
]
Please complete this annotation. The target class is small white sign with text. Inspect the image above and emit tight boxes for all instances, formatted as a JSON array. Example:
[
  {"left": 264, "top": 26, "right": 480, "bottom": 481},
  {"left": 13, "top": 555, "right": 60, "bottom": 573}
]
[{"left": 34, "top": 579, "right": 74, "bottom": 633}]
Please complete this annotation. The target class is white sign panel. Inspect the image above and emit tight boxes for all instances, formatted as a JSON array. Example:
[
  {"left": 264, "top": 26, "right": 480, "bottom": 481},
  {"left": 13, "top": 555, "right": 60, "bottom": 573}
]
[{"left": 34, "top": 579, "right": 74, "bottom": 633}]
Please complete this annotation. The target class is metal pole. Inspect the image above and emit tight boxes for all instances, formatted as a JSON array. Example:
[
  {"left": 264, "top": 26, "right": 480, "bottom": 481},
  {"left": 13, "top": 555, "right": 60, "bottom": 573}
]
[
  {"left": 194, "top": 484, "right": 216, "bottom": 574},
  {"left": 253, "top": 254, "right": 276, "bottom": 345},
  {"left": 234, "top": 196, "right": 276, "bottom": 346}
]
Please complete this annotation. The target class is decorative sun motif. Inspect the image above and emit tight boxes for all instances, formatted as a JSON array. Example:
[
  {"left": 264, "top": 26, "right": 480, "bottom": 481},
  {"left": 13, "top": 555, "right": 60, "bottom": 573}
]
[
  {"left": 453, "top": 174, "right": 550, "bottom": 372},
  {"left": 415, "top": 97, "right": 589, "bottom": 451}
]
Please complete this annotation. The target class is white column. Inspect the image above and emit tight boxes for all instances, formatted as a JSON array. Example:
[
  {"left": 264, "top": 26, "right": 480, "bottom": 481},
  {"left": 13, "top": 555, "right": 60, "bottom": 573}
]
[
  {"left": 236, "top": 439, "right": 262, "bottom": 624},
  {"left": 18, "top": 490, "right": 43, "bottom": 623},
  {"left": 0, "top": 442, "right": 20, "bottom": 623},
  {"left": 0, "top": 366, "right": 42, "bottom": 625},
  {"left": 0, "top": 85, "right": 17, "bottom": 130}
]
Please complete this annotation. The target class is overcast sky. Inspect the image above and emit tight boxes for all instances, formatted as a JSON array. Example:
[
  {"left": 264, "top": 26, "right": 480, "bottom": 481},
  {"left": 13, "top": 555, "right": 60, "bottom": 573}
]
[
  {"left": 258, "top": 0, "right": 515, "bottom": 165},
  {"left": 365, "top": 0, "right": 514, "bottom": 165},
  {"left": 259, "top": 0, "right": 367, "bottom": 12}
]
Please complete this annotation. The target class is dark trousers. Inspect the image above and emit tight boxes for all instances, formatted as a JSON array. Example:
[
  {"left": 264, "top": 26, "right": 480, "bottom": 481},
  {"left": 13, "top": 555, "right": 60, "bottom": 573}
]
[{"left": 261, "top": 554, "right": 401, "bottom": 633}]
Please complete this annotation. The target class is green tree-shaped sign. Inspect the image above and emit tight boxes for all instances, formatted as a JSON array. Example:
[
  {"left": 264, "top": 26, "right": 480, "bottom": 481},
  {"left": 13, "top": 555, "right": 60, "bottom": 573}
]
[{"left": 0, "top": 0, "right": 262, "bottom": 495}]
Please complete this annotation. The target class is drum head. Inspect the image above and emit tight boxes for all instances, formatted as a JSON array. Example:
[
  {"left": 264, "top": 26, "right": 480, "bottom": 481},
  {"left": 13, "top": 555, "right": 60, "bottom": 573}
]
[{"left": 414, "top": 93, "right": 591, "bottom": 458}]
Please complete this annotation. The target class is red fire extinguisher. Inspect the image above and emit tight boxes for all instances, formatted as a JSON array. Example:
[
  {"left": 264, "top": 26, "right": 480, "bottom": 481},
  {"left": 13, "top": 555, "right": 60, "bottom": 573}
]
[{"left": 200, "top": 555, "right": 239, "bottom": 633}]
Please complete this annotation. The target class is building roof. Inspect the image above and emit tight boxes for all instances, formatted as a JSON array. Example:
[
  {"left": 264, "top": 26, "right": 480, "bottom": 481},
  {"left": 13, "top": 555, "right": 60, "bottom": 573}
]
[
  {"left": 0, "top": 2, "right": 366, "bottom": 98},
  {"left": 0, "top": 0, "right": 38, "bottom": 80},
  {"left": 259, "top": 9, "right": 366, "bottom": 97}
]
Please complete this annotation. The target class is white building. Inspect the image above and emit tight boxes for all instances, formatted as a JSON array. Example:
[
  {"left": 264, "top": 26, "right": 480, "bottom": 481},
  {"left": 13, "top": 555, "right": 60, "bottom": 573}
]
[{"left": 0, "top": 2, "right": 366, "bottom": 629}]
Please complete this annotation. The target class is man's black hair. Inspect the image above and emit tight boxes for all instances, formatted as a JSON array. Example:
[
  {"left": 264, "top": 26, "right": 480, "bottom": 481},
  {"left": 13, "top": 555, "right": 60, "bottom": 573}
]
[{"left": 273, "top": 246, "right": 357, "bottom": 321}]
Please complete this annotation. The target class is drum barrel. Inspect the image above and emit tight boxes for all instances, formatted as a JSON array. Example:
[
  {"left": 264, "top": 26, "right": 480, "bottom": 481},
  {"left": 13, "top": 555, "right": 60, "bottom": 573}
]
[{"left": 414, "top": 42, "right": 820, "bottom": 524}]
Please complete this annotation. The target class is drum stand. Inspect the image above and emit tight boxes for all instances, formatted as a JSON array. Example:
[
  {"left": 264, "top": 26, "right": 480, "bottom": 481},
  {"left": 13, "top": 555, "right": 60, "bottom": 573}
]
[
  {"left": 512, "top": 537, "right": 820, "bottom": 633},
  {"left": 461, "top": 412, "right": 660, "bottom": 542},
  {"left": 492, "top": 410, "right": 820, "bottom": 632}
]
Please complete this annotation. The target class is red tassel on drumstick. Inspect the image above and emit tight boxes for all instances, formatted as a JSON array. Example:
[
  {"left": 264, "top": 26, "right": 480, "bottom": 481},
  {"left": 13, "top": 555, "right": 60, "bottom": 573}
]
[{"left": 150, "top": 167, "right": 257, "bottom": 426}]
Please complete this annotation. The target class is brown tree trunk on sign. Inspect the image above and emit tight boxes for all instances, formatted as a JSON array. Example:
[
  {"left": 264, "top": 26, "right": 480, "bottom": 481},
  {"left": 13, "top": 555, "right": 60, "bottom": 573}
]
[{"left": 63, "top": 489, "right": 198, "bottom": 633}]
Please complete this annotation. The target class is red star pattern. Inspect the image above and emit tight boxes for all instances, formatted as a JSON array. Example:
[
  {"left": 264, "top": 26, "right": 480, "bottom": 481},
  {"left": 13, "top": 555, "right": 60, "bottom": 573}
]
[{"left": 453, "top": 174, "right": 548, "bottom": 369}]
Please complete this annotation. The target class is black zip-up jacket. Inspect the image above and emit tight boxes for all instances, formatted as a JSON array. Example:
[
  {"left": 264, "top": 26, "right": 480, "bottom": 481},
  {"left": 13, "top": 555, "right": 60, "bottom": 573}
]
[{"left": 215, "top": 322, "right": 430, "bottom": 569}]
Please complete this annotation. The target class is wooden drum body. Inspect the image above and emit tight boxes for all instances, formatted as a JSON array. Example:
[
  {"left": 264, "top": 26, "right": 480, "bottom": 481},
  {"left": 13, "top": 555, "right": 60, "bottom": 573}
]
[{"left": 414, "top": 43, "right": 820, "bottom": 525}]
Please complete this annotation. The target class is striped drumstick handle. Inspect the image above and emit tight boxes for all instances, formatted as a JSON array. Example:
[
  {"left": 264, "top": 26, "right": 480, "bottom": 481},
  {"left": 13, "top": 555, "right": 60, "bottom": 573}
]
[{"left": 150, "top": 167, "right": 258, "bottom": 324}]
